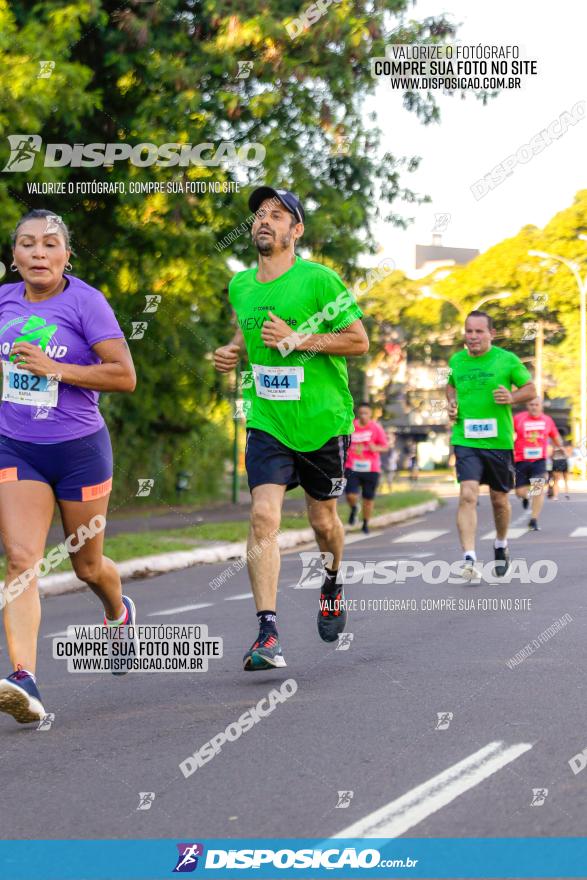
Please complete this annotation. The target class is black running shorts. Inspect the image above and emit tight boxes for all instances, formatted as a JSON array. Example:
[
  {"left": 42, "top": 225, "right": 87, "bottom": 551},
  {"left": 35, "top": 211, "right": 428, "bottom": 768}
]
[
  {"left": 344, "top": 469, "right": 380, "bottom": 500},
  {"left": 454, "top": 445, "right": 515, "bottom": 493},
  {"left": 245, "top": 428, "right": 351, "bottom": 501},
  {"left": 515, "top": 458, "right": 547, "bottom": 487}
]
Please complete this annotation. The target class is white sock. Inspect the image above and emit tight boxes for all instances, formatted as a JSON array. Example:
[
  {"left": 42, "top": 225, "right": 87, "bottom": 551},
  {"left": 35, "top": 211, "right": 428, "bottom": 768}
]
[
  {"left": 104, "top": 606, "right": 128, "bottom": 627},
  {"left": 494, "top": 539, "right": 508, "bottom": 549},
  {"left": 464, "top": 550, "right": 476, "bottom": 561}
]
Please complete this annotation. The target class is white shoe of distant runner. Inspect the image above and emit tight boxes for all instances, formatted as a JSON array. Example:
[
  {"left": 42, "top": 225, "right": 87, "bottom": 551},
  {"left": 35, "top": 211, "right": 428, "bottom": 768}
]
[{"left": 461, "top": 556, "right": 482, "bottom": 583}]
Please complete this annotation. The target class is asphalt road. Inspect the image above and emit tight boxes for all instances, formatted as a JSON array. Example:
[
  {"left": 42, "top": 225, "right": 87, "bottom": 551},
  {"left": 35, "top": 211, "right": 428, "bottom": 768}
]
[{"left": 1, "top": 492, "right": 587, "bottom": 843}]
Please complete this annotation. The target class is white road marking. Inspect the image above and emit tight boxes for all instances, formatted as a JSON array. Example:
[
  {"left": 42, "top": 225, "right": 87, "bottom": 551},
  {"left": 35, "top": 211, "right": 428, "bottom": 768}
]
[
  {"left": 333, "top": 740, "right": 532, "bottom": 839},
  {"left": 481, "top": 528, "right": 527, "bottom": 540},
  {"left": 570, "top": 527, "right": 587, "bottom": 537},
  {"left": 224, "top": 592, "right": 252, "bottom": 601},
  {"left": 353, "top": 551, "right": 435, "bottom": 559},
  {"left": 147, "top": 603, "right": 213, "bottom": 617},
  {"left": 44, "top": 630, "right": 68, "bottom": 639},
  {"left": 391, "top": 529, "right": 449, "bottom": 544},
  {"left": 344, "top": 531, "right": 382, "bottom": 544},
  {"left": 292, "top": 577, "right": 323, "bottom": 590}
]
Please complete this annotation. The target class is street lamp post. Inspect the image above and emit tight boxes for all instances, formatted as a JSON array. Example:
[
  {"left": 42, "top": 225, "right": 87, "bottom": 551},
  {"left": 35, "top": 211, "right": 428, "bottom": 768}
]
[
  {"left": 534, "top": 320, "right": 544, "bottom": 399},
  {"left": 528, "top": 248, "right": 587, "bottom": 481},
  {"left": 419, "top": 287, "right": 512, "bottom": 321},
  {"left": 473, "top": 291, "right": 512, "bottom": 312}
]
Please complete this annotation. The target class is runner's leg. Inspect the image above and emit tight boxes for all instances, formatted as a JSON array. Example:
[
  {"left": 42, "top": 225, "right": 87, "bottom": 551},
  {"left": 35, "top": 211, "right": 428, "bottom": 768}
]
[
  {"left": 346, "top": 491, "right": 359, "bottom": 510},
  {"left": 241, "top": 483, "right": 287, "bottom": 670},
  {"left": 305, "top": 494, "right": 345, "bottom": 570},
  {"left": 456, "top": 480, "right": 480, "bottom": 553},
  {"left": 58, "top": 494, "right": 123, "bottom": 620},
  {"left": 346, "top": 488, "right": 359, "bottom": 526},
  {"left": 345, "top": 468, "right": 359, "bottom": 524},
  {"left": 362, "top": 498, "right": 374, "bottom": 521},
  {"left": 306, "top": 493, "right": 348, "bottom": 641},
  {"left": 552, "top": 473, "right": 560, "bottom": 498},
  {"left": 0, "top": 481, "right": 54, "bottom": 673},
  {"left": 295, "top": 435, "right": 350, "bottom": 642},
  {"left": 490, "top": 488, "right": 511, "bottom": 540},
  {"left": 247, "top": 483, "right": 285, "bottom": 612},
  {"left": 530, "top": 482, "right": 546, "bottom": 521}
]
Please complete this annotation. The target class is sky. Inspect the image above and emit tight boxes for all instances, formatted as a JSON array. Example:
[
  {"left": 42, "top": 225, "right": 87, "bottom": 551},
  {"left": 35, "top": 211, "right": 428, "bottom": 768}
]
[{"left": 364, "top": 0, "right": 587, "bottom": 274}]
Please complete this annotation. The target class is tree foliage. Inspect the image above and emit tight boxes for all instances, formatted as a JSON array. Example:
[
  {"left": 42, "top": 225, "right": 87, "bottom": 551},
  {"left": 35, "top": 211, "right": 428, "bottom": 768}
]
[
  {"left": 0, "top": 0, "right": 480, "bottom": 502},
  {"left": 362, "top": 190, "right": 587, "bottom": 431}
]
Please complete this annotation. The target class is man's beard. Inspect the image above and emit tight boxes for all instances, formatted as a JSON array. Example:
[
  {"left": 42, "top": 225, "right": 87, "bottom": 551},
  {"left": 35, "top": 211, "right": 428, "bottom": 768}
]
[{"left": 254, "top": 229, "right": 292, "bottom": 255}]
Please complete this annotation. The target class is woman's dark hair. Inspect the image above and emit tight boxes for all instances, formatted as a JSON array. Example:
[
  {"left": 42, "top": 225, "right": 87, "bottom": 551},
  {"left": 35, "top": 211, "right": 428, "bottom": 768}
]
[{"left": 11, "top": 209, "right": 72, "bottom": 251}]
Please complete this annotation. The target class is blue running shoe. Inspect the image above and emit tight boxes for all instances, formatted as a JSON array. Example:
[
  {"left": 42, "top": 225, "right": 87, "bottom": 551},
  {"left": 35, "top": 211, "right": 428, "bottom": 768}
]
[
  {"left": 106, "top": 595, "right": 139, "bottom": 676},
  {"left": 494, "top": 546, "right": 511, "bottom": 578},
  {"left": 243, "top": 631, "right": 287, "bottom": 671},
  {"left": 317, "top": 586, "right": 347, "bottom": 642},
  {"left": 0, "top": 668, "right": 45, "bottom": 724}
]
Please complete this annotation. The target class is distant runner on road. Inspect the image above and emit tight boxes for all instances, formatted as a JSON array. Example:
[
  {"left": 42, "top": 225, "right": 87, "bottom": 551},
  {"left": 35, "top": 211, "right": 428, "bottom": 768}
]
[
  {"left": 214, "top": 187, "right": 369, "bottom": 670},
  {"left": 551, "top": 444, "right": 571, "bottom": 500},
  {"left": 514, "top": 398, "right": 564, "bottom": 530},
  {"left": 380, "top": 430, "right": 398, "bottom": 493},
  {"left": 344, "top": 402, "right": 388, "bottom": 534},
  {"left": 446, "top": 310, "right": 536, "bottom": 578}
]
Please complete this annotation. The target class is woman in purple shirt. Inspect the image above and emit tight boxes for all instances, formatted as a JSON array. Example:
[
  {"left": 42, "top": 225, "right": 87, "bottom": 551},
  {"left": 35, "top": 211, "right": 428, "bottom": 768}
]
[{"left": 0, "top": 209, "right": 137, "bottom": 724}]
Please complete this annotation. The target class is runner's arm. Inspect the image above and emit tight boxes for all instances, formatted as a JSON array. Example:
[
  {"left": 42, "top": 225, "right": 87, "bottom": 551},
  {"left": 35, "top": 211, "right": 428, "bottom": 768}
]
[
  {"left": 262, "top": 314, "right": 368, "bottom": 356},
  {"left": 369, "top": 425, "right": 389, "bottom": 453},
  {"left": 494, "top": 381, "right": 536, "bottom": 406},
  {"left": 549, "top": 421, "right": 565, "bottom": 451},
  {"left": 294, "top": 319, "right": 368, "bottom": 355},
  {"left": 213, "top": 326, "right": 245, "bottom": 372},
  {"left": 445, "top": 384, "right": 458, "bottom": 420},
  {"left": 10, "top": 338, "right": 136, "bottom": 392},
  {"left": 510, "top": 381, "right": 537, "bottom": 405},
  {"left": 228, "top": 326, "right": 245, "bottom": 352}
]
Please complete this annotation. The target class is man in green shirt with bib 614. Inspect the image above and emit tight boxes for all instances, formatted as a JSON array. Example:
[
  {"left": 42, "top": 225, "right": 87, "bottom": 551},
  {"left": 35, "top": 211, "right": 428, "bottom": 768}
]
[
  {"left": 214, "top": 187, "right": 369, "bottom": 670},
  {"left": 446, "top": 311, "right": 536, "bottom": 579}
]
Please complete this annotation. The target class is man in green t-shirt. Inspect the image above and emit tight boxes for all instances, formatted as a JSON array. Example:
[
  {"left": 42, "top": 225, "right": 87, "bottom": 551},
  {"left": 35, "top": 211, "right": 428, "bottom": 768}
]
[
  {"left": 213, "top": 186, "right": 368, "bottom": 670},
  {"left": 446, "top": 310, "right": 535, "bottom": 577}
]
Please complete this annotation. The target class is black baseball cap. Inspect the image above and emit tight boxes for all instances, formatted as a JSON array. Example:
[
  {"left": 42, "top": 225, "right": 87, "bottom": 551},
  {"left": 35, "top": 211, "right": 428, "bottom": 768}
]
[{"left": 248, "top": 186, "right": 305, "bottom": 223}]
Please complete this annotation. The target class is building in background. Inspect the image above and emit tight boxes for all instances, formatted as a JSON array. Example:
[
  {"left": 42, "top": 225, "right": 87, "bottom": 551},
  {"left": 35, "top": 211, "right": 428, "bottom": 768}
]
[
  {"left": 415, "top": 234, "right": 480, "bottom": 278},
  {"left": 364, "top": 237, "right": 480, "bottom": 469}
]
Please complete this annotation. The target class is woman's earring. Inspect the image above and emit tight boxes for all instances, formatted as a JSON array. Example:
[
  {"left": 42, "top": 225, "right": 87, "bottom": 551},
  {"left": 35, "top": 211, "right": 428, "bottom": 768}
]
[
  {"left": 65, "top": 262, "right": 73, "bottom": 271},
  {"left": 10, "top": 262, "right": 17, "bottom": 272}
]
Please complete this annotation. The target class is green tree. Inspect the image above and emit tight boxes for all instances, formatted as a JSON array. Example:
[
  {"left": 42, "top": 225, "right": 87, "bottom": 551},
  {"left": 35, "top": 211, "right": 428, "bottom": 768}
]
[
  {"left": 361, "top": 190, "right": 587, "bottom": 435},
  {"left": 0, "top": 0, "right": 483, "bottom": 503}
]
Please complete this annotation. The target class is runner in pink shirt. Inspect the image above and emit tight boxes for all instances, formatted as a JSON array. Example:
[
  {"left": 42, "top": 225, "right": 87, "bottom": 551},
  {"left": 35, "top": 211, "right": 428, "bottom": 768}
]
[
  {"left": 513, "top": 398, "right": 564, "bottom": 530},
  {"left": 345, "top": 402, "right": 388, "bottom": 534}
]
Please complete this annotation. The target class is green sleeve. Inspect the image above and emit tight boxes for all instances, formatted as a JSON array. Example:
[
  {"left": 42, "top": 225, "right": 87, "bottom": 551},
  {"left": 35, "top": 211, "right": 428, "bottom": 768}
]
[
  {"left": 316, "top": 272, "right": 363, "bottom": 333},
  {"left": 447, "top": 358, "right": 456, "bottom": 386},
  {"left": 227, "top": 276, "right": 235, "bottom": 307}
]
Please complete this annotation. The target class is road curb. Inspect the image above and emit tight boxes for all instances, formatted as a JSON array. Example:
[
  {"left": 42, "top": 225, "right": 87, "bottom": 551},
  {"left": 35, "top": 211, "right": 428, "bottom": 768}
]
[{"left": 38, "top": 499, "right": 439, "bottom": 599}]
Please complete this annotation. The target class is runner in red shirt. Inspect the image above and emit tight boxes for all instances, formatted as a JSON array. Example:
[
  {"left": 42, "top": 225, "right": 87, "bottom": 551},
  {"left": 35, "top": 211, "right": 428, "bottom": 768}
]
[
  {"left": 513, "top": 398, "right": 564, "bottom": 530},
  {"left": 345, "top": 402, "right": 388, "bottom": 534}
]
